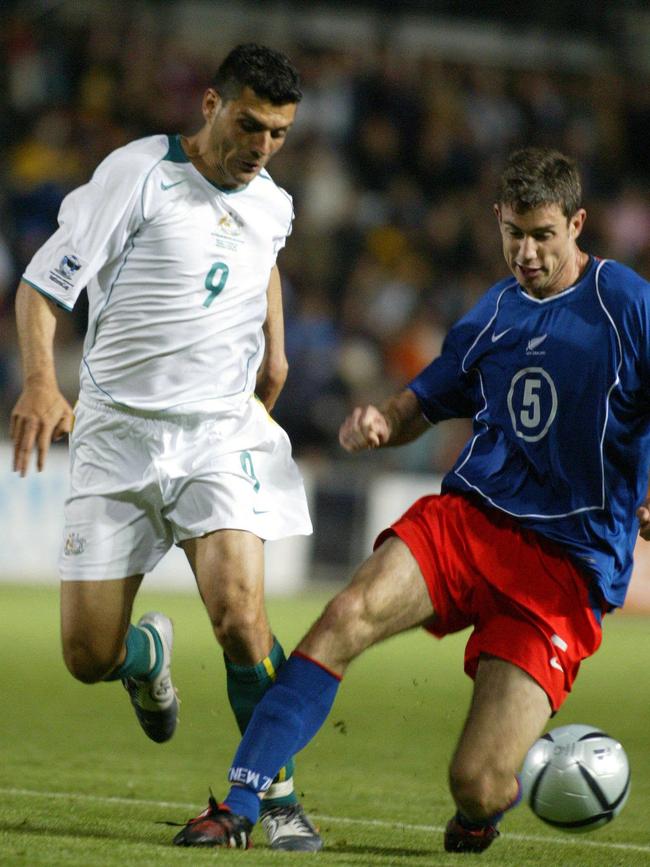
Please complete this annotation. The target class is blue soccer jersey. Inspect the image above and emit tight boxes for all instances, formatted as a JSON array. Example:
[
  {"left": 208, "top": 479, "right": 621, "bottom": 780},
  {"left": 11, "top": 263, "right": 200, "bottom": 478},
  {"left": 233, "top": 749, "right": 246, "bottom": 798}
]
[{"left": 409, "top": 257, "right": 650, "bottom": 609}]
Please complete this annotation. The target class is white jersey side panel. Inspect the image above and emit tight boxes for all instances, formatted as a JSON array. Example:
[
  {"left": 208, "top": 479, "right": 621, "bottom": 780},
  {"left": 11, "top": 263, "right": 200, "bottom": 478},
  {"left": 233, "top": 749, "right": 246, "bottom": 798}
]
[{"left": 24, "top": 135, "right": 294, "bottom": 414}]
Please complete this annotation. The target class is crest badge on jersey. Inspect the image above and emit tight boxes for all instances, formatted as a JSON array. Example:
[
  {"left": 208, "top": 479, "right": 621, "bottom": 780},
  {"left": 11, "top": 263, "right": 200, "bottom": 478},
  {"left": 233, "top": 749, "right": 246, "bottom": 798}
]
[
  {"left": 526, "top": 334, "right": 548, "bottom": 356},
  {"left": 213, "top": 210, "right": 245, "bottom": 252},
  {"left": 218, "top": 214, "right": 242, "bottom": 237}
]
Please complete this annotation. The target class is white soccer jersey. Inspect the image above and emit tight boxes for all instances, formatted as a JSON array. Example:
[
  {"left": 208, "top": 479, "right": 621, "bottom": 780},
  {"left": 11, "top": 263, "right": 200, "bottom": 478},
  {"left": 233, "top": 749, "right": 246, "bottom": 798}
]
[{"left": 23, "top": 135, "right": 294, "bottom": 413}]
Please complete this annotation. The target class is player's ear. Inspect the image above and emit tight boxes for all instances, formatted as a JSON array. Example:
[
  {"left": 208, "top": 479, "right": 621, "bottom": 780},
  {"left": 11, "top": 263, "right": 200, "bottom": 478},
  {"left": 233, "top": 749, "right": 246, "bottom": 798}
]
[
  {"left": 569, "top": 208, "right": 587, "bottom": 240},
  {"left": 493, "top": 204, "right": 502, "bottom": 225},
  {"left": 202, "top": 88, "right": 222, "bottom": 121}
]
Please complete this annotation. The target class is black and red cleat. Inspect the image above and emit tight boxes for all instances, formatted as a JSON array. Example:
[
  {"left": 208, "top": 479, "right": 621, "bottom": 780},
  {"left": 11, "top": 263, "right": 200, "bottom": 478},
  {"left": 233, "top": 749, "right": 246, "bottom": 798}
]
[
  {"left": 172, "top": 795, "right": 253, "bottom": 848},
  {"left": 443, "top": 812, "right": 500, "bottom": 853}
]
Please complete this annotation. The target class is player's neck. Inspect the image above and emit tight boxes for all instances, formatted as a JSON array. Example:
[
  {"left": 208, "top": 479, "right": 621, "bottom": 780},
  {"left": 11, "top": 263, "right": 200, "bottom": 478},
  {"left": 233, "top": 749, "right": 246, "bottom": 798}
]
[
  {"left": 179, "top": 133, "right": 243, "bottom": 191},
  {"left": 525, "top": 249, "right": 589, "bottom": 300}
]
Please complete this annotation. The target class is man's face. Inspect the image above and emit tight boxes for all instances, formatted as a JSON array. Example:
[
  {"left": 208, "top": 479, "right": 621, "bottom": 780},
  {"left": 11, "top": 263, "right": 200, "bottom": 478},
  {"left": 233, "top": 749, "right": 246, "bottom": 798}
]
[
  {"left": 494, "top": 202, "right": 586, "bottom": 298},
  {"left": 203, "top": 86, "right": 296, "bottom": 188}
]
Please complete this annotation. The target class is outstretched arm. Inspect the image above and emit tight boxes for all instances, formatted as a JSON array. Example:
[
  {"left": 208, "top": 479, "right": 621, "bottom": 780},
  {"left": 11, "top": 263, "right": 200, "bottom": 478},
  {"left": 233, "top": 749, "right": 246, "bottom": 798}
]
[
  {"left": 10, "top": 280, "right": 74, "bottom": 475},
  {"left": 338, "top": 387, "right": 429, "bottom": 452},
  {"left": 255, "top": 265, "right": 288, "bottom": 412}
]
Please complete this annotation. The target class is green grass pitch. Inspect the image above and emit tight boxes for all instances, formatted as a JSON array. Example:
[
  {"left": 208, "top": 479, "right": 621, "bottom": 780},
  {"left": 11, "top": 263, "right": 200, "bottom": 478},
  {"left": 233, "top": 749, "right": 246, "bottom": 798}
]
[{"left": 1, "top": 583, "right": 649, "bottom": 866}]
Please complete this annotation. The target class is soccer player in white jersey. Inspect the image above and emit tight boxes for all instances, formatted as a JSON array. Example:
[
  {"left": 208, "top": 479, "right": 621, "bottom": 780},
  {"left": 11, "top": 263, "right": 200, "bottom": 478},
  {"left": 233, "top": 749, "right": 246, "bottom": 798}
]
[
  {"left": 169, "top": 148, "right": 650, "bottom": 854},
  {"left": 10, "top": 43, "right": 322, "bottom": 852}
]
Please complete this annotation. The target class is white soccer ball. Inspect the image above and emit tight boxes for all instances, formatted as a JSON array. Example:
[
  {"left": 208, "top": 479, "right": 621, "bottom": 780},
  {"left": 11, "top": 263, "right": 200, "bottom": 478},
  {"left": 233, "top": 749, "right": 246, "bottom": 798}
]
[{"left": 521, "top": 724, "right": 630, "bottom": 833}]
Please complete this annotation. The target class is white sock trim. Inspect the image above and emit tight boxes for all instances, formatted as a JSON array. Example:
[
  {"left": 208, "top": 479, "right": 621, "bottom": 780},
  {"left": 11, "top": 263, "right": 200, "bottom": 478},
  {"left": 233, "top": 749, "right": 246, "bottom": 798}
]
[
  {"left": 138, "top": 625, "right": 157, "bottom": 674},
  {"left": 264, "top": 778, "right": 295, "bottom": 800}
]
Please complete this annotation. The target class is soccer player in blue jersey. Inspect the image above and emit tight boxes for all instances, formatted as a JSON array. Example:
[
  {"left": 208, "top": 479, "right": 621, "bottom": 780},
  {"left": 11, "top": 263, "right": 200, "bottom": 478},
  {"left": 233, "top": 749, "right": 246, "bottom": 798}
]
[
  {"left": 170, "top": 147, "right": 650, "bottom": 853},
  {"left": 10, "top": 44, "right": 322, "bottom": 851}
]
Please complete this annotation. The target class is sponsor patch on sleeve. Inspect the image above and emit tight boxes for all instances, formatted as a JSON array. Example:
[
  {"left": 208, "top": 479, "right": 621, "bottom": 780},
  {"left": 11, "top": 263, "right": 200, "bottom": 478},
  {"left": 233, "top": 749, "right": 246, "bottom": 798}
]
[{"left": 48, "top": 253, "right": 85, "bottom": 291}]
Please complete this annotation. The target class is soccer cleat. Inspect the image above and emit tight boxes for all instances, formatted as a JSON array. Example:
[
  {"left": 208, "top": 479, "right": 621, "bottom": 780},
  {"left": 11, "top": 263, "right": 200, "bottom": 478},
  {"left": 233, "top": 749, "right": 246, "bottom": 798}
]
[
  {"left": 443, "top": 812, "right": 500, "bottom": 853},
  {"left": 172, "top": 796, "right": 253, "bottom": 848},
  {"left": 260, "top": 803, "right": 323, "bottom": 851},
  {"left": 123, "top": 611, "right": 178, "bottom": 743}
]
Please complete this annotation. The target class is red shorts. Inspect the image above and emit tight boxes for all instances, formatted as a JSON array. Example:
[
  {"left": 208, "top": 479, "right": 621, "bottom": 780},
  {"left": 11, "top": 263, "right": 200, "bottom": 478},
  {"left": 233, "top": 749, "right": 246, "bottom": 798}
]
[{"left": 375, "top": 493, "right": 603, "bottom": 711}]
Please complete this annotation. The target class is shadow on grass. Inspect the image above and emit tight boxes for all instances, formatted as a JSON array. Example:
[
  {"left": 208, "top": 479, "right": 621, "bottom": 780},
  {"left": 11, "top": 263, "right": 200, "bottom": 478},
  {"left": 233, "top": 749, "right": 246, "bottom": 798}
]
[
  {"left": 0, "top": 819, "right": 173, "bottom": 848},
  {"left": 3, "top": 821, "right": 439, "bottom": 860},
  {"left": 317, "top": 842, "right": 435, "bottom": 858}
]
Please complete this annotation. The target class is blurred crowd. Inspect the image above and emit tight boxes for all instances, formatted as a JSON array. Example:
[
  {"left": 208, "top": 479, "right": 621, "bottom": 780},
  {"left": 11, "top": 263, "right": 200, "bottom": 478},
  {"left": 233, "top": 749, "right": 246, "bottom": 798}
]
[{"left": 1, "top": 3, "right": 650, "bottom": 473}]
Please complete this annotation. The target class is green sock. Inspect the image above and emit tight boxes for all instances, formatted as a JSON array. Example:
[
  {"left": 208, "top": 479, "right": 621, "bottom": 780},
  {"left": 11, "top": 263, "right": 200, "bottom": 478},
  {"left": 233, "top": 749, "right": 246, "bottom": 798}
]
[
  {"left": 225, "top": 637, "right": 296, "bottom": 809},
  {"left": 103, "top": 624, "right": 161, "bottom": 681}
]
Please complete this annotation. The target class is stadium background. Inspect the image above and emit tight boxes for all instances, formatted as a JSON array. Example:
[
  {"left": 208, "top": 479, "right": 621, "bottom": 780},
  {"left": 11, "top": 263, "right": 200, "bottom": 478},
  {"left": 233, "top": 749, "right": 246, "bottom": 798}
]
[{"left": 1, "top": 0, "right": 650, "bottom": 606}]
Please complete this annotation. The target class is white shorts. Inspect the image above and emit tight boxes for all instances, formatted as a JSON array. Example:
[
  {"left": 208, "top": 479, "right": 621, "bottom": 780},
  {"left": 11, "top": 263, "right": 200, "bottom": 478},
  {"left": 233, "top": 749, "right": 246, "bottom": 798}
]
[{"left": 59, "top": 397, "right": 312, "bottom": 581}]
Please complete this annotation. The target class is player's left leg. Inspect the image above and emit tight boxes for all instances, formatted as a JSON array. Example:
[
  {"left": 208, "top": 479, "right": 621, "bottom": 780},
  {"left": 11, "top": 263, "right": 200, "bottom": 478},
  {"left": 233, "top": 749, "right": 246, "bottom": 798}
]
[
  {"left": 181, "top": 528, "right": 321, "bottom": 852},
  {"left": 444, "top": 655, "right": 551, "bottom": 853}
]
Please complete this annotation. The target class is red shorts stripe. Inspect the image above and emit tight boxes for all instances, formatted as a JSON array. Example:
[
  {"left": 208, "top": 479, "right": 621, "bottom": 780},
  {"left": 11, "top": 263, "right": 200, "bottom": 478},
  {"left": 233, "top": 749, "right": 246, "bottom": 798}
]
[{"left": 375, "top": 493, "right": 602, "bottom": 711}]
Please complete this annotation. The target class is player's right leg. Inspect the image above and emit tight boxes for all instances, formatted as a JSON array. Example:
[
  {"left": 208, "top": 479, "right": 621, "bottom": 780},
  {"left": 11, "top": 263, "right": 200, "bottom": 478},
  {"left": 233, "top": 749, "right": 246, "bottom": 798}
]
[
  {"left": 61, "top": 577, "right": 178, "bottom": 743},
  {"left": 173, "top": 534, "right": 435, "bottom": 846},
  {"left": 59, "top": 401, "right": 179, "bottom": 741}
]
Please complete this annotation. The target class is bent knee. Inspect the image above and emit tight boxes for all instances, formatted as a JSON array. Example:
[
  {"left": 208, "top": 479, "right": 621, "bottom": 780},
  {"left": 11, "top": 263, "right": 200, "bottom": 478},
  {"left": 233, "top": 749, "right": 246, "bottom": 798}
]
[
  {"left": 310, "top": 589, "right": 373, "bottom": 650},
  {"left": 449, "top": 762, "right": 516, "bottom": 820},
  {"left": 211, "top": 606, "right": 267, "bottom": 646},
  {"left": 62, "top": 639, "right": 120, "bottom": 683},
  {"left": 208, "top": 599, "right": 273, "bottom": 663},
  {"left": 319, "top": 590, "right": 364, "bottom": 632},
  {"left": 298, "top": 589, "right": 375, "bottom": 670}
]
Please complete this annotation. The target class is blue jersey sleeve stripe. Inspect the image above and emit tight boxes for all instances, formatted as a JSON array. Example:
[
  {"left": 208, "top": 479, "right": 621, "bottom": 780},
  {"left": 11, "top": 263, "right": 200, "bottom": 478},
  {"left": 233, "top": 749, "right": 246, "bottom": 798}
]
[
  {"left": 461, "top": 283, "right": 514, "bottom": 373},
  {"left": 593, "top": 258, "right": 623, "bottom": 513}
]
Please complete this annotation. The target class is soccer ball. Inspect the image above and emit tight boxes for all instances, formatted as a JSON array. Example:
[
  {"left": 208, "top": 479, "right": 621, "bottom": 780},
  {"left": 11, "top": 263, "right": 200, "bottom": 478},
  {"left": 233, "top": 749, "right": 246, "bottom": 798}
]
[{"left": 521, "top": 724, "right": 630, "bottom": 833}]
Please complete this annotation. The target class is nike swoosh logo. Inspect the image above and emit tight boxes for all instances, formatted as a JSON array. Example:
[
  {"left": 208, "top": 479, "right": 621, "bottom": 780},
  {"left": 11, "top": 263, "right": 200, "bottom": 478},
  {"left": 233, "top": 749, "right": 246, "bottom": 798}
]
[
  {"left": 253, "top": 508, "right": 270, "bottom": 514},
  {"left": 491, "top": 327, "right": 512, "bottom": 343},
  {"left": 160, "top": 179, "right": 186, "bottom": 191}
]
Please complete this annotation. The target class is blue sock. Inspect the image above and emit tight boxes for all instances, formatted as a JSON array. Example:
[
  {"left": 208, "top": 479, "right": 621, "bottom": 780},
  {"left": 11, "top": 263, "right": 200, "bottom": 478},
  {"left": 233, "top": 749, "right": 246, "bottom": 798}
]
[
  {"left": 223, "top": 653, "right": 341, "bottom": 824},
  {"left": 224, "top": 638, "right": 296, "bottom": 806}
]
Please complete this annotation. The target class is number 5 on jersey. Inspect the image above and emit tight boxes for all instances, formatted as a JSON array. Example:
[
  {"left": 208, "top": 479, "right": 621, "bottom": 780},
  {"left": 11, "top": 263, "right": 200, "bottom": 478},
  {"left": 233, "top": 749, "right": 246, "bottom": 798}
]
[{"left": 203, "top": 261, "right": 230, "bottom": 307}]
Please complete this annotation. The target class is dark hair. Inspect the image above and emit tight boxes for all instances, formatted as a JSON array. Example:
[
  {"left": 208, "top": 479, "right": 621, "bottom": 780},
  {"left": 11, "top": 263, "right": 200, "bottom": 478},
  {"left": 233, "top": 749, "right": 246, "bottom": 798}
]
[
  {"left": 213, "top": 43, "right": 302, "bottom": 105},
  {"left": 496, "top": 147, "right": 582, "bottom": 219}
]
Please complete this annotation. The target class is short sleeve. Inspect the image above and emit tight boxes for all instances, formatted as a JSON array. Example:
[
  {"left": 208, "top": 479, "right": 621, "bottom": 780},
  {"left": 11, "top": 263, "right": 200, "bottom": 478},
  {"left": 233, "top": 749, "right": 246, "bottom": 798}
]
[
  {"left": 409, "top": 329, "right": 479, "bottom": 422},
  {"left": 22, "top": 146, "right": 155, "bottom": 310},
  {"left": 270, "top": 182, "right": 294, "bottom": 259}
]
